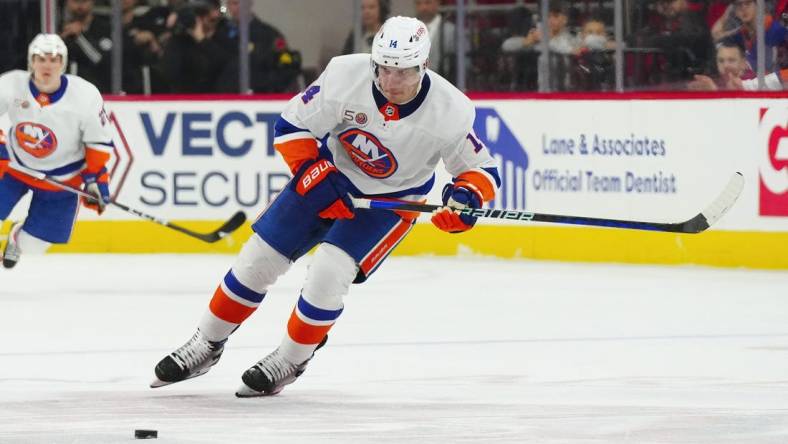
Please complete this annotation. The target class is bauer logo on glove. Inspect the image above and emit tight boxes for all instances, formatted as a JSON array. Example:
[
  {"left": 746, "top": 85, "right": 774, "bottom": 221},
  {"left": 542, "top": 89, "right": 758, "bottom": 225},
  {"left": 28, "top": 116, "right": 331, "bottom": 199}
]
[
  {"left": 291, "top": 158, "right": 354, "bottom": 219},
  {"left": 296, "top": 159, "right": 337, "bottom": 195}
]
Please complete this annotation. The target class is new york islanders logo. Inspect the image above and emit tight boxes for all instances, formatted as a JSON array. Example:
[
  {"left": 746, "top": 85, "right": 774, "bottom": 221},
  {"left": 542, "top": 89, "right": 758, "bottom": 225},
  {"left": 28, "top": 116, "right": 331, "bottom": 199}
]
[
  {"left": 14, "top": 122, "right": 58, "bottom": 158},
  {"left": 338, "top": 129, "right": 398, "bottom": 178}
]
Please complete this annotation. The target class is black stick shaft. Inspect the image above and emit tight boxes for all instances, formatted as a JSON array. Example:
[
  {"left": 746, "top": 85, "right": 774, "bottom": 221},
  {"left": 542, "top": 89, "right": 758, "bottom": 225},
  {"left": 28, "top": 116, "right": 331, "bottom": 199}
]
[
  {"left": 350, "top": 169, "right": 745, "bottom": 236},
  {"left": 9, "top": 164, "right": 245, "bottom": 243},
  {"left": 354, "top": 198, "right": 691, "bottom": 232}
]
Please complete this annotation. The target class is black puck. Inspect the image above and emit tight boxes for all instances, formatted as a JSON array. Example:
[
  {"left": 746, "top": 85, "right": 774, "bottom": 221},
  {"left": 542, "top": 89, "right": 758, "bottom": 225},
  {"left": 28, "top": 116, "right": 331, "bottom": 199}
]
[{"left": 134, "top": 429, "right": 158, "bottom": 439}]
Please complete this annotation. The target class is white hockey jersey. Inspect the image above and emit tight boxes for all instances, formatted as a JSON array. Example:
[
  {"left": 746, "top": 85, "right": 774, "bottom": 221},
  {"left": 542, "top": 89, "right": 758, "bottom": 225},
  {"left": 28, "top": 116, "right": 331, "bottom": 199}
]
[
  {"left": 274, "top": 54, "right": 500, "bottom": 200},
  {"left": 0, "top": 70, "right": 113, "bottom": 183}
]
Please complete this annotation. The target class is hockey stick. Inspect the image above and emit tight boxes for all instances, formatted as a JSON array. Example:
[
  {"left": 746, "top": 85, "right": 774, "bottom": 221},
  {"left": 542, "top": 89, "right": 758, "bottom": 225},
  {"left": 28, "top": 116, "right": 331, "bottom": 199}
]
[
  {"left": 8, "top": 163, "right": 247, "bottom": 243},
  {"left": 351, "top": 172, "right": 744, "bottom": 234}
]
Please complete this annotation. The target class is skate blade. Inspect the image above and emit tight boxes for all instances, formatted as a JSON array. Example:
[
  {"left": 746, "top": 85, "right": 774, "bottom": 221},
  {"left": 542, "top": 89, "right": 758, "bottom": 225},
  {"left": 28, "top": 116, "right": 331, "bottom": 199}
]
[
  {"left": 150, "top": 378, "right": 178, "bottom": 388},
  {"left": 150, "top": 378, "right": 174, "bottom": 388},
  {"left": 234, "top": 383, "right": 281, "bottom": 398},
  {"left": 149, "top": 368, "right": 211, "bottom": 388}
]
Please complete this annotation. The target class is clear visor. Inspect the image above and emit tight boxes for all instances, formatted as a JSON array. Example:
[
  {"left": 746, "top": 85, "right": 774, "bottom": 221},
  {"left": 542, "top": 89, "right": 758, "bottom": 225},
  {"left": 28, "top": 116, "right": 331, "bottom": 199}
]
[{"left": 375, "top": 64, "right": 422, "bottom": 87}]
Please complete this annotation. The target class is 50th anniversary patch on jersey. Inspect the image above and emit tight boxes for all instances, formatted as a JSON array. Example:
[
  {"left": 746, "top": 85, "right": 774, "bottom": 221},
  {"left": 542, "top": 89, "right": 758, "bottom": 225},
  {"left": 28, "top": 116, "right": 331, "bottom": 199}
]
[
  {"left": 342, "top": 109, "right": 369, "bottom": 127},
  {"left": 338, "top": 128, "right": 398, "bottom": 178}
]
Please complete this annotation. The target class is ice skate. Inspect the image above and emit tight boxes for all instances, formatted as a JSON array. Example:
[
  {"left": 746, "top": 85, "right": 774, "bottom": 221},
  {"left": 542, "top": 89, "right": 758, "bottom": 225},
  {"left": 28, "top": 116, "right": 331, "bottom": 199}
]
[
  {"left": 2, "top": 222, "right": 22, "bottom": 269},
  {"left": 236, "top": 335, "right": 327, "bottom": 397},
  {"left": 151, "top": 329, "right": 226, "bottom": 388}
]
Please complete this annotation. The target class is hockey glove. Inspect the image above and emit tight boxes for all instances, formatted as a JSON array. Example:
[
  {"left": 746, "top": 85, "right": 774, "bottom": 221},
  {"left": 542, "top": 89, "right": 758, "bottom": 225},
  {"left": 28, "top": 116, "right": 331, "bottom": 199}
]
[
  {"left": 81, "top": 169, "right": 111, "bottom": 215},
  {"left": 292, "top": 159, "right": 354, "bottom": 219},
  {"left": 0, "top": 130, "right": 8, "bottom": 179},
  {"left": 431, "top": 183, "right": 482, "bottom": 233}
]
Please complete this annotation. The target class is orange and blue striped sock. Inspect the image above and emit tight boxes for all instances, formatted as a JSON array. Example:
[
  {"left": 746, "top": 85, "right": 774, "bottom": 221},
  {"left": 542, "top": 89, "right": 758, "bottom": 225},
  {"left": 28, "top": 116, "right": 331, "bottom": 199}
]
[
  {"left": 279, "top": 294, "right": 343, "bottom": 364},
  {"left": 198, "top": 269, "right": 266, "bottom": 342}
]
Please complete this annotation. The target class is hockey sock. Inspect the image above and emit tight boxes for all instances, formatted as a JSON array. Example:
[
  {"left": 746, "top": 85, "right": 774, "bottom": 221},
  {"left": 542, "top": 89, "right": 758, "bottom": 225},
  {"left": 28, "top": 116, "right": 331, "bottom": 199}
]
[
  {"left": 278, "top": 243, "right": 356, "bottom": 364},
  {"left": 279, "top": 294, "right": 343, "bottom": 364},
  {"left": 15, "top": 227, "right": 52, "bottom": 253},
  {"left": 200, "top": 269, "right": 265, "bottom": 341},
  {"left": 198, "top": 234, "right": 290, "bottom": 342}
]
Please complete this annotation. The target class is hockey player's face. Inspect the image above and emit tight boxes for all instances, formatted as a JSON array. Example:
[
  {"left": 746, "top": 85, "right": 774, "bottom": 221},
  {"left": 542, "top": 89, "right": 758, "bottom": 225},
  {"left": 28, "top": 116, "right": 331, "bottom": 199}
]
[
  {"left": 377, "top": 65, "right": 420, "bottom": 104},
  {"left": 31, "top": 54, "right": 63, "bottom": 83}
]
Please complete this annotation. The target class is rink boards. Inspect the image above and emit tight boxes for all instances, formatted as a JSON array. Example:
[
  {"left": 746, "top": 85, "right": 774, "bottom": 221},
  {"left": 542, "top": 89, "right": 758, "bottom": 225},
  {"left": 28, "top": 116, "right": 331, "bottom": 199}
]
[{"left": 3, "top": 93, "right": 788, "bottom": 268}]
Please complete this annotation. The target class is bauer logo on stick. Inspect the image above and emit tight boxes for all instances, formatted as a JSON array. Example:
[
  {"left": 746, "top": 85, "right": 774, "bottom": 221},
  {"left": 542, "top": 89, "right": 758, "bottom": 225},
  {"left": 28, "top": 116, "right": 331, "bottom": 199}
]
[{"left": 461, "top": 208, "right": 535, "bottom": 220}]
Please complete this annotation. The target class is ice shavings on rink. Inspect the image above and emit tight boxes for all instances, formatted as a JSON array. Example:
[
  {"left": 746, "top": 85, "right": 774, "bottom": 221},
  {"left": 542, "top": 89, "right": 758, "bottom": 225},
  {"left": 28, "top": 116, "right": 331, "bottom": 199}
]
[{"left": 1, "top": 254, "right": 788, "bottom": 443}]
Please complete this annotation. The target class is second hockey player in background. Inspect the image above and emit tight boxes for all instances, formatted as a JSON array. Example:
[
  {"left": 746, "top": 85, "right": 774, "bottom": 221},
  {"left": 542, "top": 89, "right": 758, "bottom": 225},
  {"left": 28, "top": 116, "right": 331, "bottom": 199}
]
[{"left": 0, "top": 34, "right": 113, "bottom": 269}]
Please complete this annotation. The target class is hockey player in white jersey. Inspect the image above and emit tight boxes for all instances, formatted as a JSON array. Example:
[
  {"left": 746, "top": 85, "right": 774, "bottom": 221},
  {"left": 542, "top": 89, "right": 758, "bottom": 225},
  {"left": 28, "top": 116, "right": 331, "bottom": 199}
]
[
  {"left": 0, "top": 34, "right": 114, "bottom": 269},
  {"left": 152, "top": 16, "right": 502, "bottom": 396}
]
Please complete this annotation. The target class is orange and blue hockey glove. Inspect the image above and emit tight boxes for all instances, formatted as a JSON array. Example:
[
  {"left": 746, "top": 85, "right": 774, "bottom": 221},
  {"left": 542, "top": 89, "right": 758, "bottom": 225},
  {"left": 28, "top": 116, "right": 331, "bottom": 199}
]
[
  {"left": 431, "top": 183, "right": 483, "bottom": 233},
  {"left": 81, "top": 169, "right": 111, "bottom": 215},
  {"left": 291, "top": 158, "right": 354, "bottom": 219}
]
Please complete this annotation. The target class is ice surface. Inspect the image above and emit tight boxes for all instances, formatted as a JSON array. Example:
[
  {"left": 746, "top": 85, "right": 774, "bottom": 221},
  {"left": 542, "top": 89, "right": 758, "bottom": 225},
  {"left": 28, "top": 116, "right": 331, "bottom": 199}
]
[{"left": 1, "top": 254, "right": 788, "bottom": 443}]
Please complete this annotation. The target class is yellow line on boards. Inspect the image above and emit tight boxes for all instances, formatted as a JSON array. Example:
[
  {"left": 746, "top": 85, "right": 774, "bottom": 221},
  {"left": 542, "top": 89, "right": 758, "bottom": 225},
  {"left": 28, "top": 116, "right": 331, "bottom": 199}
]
[{"left": 9, "top": 221, "right": 786, "bottom": 270}]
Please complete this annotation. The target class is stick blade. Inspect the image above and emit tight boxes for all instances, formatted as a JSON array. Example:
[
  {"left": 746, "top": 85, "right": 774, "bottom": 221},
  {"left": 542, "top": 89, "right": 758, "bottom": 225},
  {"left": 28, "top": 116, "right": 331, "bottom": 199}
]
[
  {"left": 196, "top": 211, "right": 247, "bottom": 243},
  {"left": 678, "top": 172, "right": 744, "bottom": 233}
]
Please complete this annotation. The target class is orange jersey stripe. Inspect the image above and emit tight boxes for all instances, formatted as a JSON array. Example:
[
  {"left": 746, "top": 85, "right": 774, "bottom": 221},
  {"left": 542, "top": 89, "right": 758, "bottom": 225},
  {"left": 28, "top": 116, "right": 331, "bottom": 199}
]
[
  {"left": 209, "top": 286, "right": 257, "bottom": 324},
  {"left": 287, "top": 309, "right": 334, "bottom": 345},
  {"left": 456, "top": 170, "right": 496, "bottom": 202},
  {"left": 274, "top": 138, "right": 319, "bottom": 173}
]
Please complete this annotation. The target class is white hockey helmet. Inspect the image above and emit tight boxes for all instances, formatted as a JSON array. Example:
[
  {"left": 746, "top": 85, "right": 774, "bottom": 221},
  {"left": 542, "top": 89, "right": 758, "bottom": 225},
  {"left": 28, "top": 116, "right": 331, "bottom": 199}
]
[
  {"left": 370, "top": 16, "right": 431, "bottom": 81},
  {"left": 28, "top": 33, "right": 68, "bottom": 74}
]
